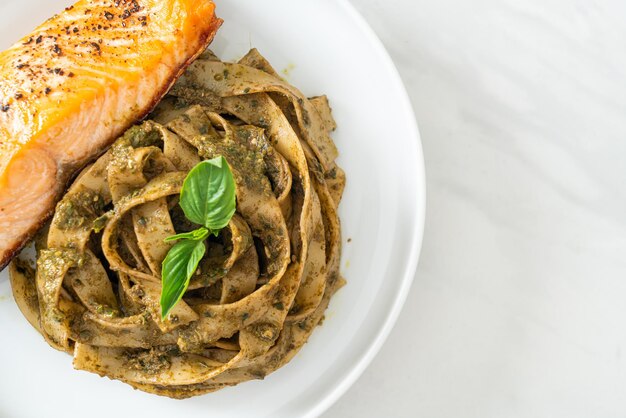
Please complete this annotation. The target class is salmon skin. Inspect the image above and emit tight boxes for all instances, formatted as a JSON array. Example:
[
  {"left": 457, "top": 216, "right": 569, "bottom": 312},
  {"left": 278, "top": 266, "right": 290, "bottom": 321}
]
[{"left": 0, "top": 0, "right": 222, "bottom": 269}]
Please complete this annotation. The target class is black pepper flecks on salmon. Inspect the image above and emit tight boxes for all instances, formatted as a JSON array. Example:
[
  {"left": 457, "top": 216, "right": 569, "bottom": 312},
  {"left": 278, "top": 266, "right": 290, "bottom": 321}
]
[{"left": 0, "top": 0, "right": 222, "bottom": 269}]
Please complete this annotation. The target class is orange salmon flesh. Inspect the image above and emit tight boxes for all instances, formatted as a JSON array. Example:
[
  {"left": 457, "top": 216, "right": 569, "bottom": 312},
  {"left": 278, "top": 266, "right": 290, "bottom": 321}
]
[{"left": 0, "top": 0, "right": 222, "bottom": 269}]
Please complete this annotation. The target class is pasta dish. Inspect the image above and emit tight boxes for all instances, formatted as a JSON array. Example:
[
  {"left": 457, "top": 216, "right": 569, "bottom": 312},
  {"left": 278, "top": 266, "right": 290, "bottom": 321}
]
[{"left": 9, "top": 49, "right": 345, "bottom": 398}]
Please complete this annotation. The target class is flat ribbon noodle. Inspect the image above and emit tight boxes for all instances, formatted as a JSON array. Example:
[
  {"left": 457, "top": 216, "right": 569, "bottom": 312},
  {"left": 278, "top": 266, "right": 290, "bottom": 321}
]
[{"left": 9, "top": 49, "right": 345, "bottom": 398}]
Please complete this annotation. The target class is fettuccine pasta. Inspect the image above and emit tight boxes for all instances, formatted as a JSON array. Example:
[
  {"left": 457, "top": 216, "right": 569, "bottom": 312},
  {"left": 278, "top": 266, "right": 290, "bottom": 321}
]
[{"left": 9, "top": 49, "right": 345, "bottom": 398}]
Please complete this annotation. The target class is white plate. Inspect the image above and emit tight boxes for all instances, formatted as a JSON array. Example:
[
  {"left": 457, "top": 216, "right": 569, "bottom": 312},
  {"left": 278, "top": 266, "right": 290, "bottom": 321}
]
[{"left": 0, "top": 1, "right": 425, "bottom": 417}]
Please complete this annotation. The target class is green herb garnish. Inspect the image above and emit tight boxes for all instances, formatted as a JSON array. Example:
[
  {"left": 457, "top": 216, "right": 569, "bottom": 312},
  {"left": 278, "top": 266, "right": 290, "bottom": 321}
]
[
  {"left": 180, "top": 155, "right": 236, "bottom": 235},
  {"left": 160, "top": 156, "right": 236, "bottom": 319}
]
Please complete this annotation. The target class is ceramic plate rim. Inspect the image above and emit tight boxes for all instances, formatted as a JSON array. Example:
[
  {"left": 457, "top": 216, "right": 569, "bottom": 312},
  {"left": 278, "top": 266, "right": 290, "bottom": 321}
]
[{"left": 307, "top": 1, "right": 426, "bottom": 416}]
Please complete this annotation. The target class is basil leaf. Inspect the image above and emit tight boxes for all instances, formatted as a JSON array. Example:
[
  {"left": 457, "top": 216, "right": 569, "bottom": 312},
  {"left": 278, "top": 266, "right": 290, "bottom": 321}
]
[
  {"left": 160, "top": 238, "right": 206, "bottom": 319},
  {"left": 179, "top": 156, "right": 236, "bottom": 232},
  {"left": 164, "top": 227, "right": 209, "bottom": 243}
]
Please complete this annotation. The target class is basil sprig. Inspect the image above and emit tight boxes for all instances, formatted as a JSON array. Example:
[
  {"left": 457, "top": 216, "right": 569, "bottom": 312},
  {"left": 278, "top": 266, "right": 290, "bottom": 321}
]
[{"left": 160, "top": 156, "right": 236, "bottom": 319}]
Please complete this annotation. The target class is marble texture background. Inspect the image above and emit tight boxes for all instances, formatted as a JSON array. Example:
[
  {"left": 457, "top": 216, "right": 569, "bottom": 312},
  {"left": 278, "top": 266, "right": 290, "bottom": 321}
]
[{"left": 326, "top": 1, "right": 626, "bottom": 417}]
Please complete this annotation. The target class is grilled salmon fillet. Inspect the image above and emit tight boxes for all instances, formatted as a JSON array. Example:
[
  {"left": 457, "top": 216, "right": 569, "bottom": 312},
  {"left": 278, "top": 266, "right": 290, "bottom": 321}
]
[{"left": 0, "top": 0, "right": 222, "bottom": 269}]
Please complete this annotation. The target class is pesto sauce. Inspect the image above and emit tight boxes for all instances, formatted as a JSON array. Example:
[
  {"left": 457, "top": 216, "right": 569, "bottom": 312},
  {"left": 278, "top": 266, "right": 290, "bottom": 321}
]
[
  {"left": 55, "top": 189, "right": 105, "bottom": 230},
  {"left": 124, "top": 124, "right": 162, "bottom": 148},
  {"left": 110, "top": 124, "right": 163, "bottom": 171},
  {"left": 194, "top": 127, "right": 269, "bottom": 193}
]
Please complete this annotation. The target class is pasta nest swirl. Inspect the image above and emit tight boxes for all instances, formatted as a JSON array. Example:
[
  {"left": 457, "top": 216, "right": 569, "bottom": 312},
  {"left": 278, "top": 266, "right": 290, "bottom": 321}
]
[{"left": 9, "top": 49, "right": 345, "bottom": 398}]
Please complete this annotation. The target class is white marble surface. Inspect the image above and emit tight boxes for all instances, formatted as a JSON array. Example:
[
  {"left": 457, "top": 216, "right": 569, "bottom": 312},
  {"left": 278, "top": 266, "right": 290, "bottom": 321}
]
[{"left": 326, "top": 1, "right": 626, "bottom": 417}]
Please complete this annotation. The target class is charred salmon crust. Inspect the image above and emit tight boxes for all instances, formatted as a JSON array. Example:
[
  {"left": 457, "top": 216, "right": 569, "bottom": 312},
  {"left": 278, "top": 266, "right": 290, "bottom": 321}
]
[{"left": 0, "top": 0, "right": 222, "bottom": 270}]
